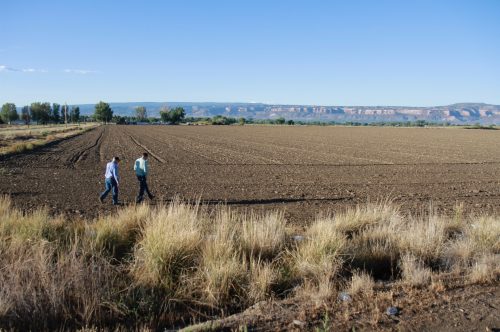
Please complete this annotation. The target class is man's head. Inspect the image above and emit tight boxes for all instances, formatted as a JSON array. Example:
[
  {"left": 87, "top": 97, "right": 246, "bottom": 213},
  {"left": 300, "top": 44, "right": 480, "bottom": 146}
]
[
  {"left": 142, "top": 152, "right": 149, "bottom": 160},
  {"left": 113, "top": 156, "right": 120, "bottom": 163}
]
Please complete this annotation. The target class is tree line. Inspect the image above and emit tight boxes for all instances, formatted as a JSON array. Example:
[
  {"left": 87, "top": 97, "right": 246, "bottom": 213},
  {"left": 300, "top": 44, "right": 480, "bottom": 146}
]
[
  {"left": 114, "top": 106, "right": 186, "bottom": 125},
  {"left": 0, "top": 101, "right": 189, "bottom": 125},
  {"left": 0, "top": 102, "right": 81, "bottom": 125}
]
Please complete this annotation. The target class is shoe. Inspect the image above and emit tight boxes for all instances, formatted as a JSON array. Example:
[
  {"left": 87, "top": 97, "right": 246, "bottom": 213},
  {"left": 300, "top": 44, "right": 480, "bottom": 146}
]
[
  {"left": 149, "top": 195, "right": 155, "bottom": 200},
  {"left": 112, "top": 202, "right": 122, "bottom": 206},
  {"left": 99, "top": 196, "right": 104, "bottom": 204}
]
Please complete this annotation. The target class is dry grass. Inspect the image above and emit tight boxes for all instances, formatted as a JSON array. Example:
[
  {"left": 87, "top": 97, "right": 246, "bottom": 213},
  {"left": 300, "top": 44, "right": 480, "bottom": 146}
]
[
  {"left": 248, "top": 257, "right": 277, "bottom": 302},
  {"left": 349, "top": 271, "right": 375, "bottom": 296},
  {"left": 332, "top": 199, "right": 399, "bottom": 234},
  {"left": 469, "top": 254, "right": 500, "bottom": 283},
  {"left": 291, "top": 217, "right": 346, "bottom": 299},
  {"left": 0, "top": 123, "right": 99, "bottom": 155},
  {"left": 0, "top": 226, "right": 124, "bottom": 329},
  {"left": 200, "top": 241, "right": 245, "bottom": 305},
  {"left": 399, "top": 254, "right": 432, "bottom": 287},
  {"left": 132, "top": 200, "right": 204, "bottom": 288},
  {"left": 8, "top": 141, "right": 36, "bottom": 154},
  {"left": 0, "top": 195, "right": 498, "bottom": 329},
  {"left": 240, "top": 211, "right": 286, "bottom": 258},
  {"left": 92, "top": 204, "right": 151, "bottom": 258}
]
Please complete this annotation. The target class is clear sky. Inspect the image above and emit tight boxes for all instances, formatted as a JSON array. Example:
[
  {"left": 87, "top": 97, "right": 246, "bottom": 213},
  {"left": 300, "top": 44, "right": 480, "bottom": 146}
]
[{"left": 1, "top": 0, "right": 499, "bottom": 106}]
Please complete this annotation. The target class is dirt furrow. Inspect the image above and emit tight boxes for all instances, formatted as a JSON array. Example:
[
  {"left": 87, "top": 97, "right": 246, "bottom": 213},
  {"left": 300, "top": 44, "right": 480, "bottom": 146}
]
[{"left": 128, "top": 135, "right": 165, "bottom": 163}]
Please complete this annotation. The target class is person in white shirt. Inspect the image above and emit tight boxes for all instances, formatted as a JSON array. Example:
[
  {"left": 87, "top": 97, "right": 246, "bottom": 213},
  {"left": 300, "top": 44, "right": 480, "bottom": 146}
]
[
  {"left": 134, "top": 152, "right": 154, "bottom": 203},
  {"left": 99, "top": 156, "right": 120, "bottom": 205}
]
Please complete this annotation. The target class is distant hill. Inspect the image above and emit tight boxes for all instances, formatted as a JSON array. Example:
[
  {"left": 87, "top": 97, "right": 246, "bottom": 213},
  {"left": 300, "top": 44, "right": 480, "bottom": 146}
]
[{"left": 75, "top": 102, "right": 500, "bottom": 124}]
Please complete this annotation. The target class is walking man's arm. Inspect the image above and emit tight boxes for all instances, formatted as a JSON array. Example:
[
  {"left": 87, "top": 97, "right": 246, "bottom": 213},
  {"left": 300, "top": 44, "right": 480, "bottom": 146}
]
[{"left": 113, "top": 162, "right": 120, "bottom": 186}]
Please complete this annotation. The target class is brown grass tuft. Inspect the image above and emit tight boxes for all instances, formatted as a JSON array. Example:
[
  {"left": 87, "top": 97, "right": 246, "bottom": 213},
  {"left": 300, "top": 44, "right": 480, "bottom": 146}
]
[
  {"left": 240, "top": 211, "right": 286, "bottom": 258},
  {"left": 132, "top": 200, "right": 204, "bottom": 288},
  {"left": 349, "top": 271, "right": 375, "bottom": 296},
  {"left": 399, "top": 254, "right": 432, "bottom": 287}
]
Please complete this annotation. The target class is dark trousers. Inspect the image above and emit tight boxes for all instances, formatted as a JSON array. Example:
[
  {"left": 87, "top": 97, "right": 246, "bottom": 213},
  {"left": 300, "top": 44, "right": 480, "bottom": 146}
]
[
  {"left": 136, "top": 175, "right": 153, "bottom": 203},
  {"left": 100, "top": 178, "right": 118, "bottom": 204}
]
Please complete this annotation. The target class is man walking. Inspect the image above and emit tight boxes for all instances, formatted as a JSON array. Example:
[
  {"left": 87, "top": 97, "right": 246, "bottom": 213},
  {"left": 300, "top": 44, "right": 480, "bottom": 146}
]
[
  {"left": 134, "top": 152, "right": 154, "bottom": 203},
  {"left": 99, "top": 156, "right": 121, "bottom": 205}
]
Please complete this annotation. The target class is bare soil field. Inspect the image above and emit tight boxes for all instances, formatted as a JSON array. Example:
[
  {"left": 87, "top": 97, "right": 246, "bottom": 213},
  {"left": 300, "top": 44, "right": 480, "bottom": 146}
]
[
  {"left": 0, "top": 125, "right": 499, "bottom": 331},
  {"left": 2, "top": 125, "right": 500, "bottom": 222}
]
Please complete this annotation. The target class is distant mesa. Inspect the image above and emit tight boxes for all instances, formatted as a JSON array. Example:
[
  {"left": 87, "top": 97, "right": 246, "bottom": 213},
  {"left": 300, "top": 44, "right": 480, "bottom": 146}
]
[{"left": 74, "top": 102, "right": 500, "bottom": 124}]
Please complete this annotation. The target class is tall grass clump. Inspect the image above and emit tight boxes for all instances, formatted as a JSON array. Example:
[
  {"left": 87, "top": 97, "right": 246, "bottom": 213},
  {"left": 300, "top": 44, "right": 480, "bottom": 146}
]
[
  {"left": 396, "top": 215, "right": 447, "bottom": 263},
  {"left": 399, "top": 254, "right": 432, "bottom": 287},
  {"left": 0, "top": 197, "right": 125, "bottom": 329},
  {"left": 332, "top": 200, "right": 399, "bottom": 235},
  {"left": 247, "top": 257, "right": 278, "bottom": 302},
  {"left": 0, "top": 196, "right": 73, "bottom": 246},
  {"left": 7, "top": 142, "right": 35, "bottom": 154},
  {"left": 92, "top": 204, "right": 151, "bottom": 259},
  {"left": 335, "top": 203, "right": 401, "bottom": 279},
  {"left": 349, "top": 271, "right": 375, "bottom": 296},
  {"left": 132, "top": 200, "right": 204, "bottom": 289},
  {"left": 292, "top": 217, "right": 346, "bottom": 298},
  {"left": 467, "top": 215, "right": 500, "bottom": 253},
  {"left": 240, "top": 211, "right": 286, "bottom": 258},
  {"left": 198, "top": 208, "right": 246, "bottom": 306},
  {"left": 442, "top": 214, "right": 499, "bottom": 276},
  {"left": 199, "top": 208, "right": 285, "bottom": 306},
  {"left": 468, "top": 254, "right": 500, "bottom": 283}
]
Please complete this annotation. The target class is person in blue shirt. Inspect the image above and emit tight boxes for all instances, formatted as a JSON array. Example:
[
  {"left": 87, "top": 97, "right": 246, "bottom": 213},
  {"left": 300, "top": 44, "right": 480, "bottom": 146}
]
[
  {"left": 99, "top": 156, "right": 121, "bottom": 205},
  {"left": 134, "top": 152, "right": 154, "bottom": 203}
]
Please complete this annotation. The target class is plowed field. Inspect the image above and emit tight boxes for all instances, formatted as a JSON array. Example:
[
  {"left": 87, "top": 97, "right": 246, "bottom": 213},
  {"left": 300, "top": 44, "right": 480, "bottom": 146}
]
[{"left": 2, "top": 125, "right": 500, "bottom": 222}]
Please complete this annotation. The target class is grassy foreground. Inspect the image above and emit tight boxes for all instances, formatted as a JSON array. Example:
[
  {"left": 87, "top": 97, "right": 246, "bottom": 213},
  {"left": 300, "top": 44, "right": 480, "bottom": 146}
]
[{"left": 0, "top": 196, "right": 498, "bottom": 330}]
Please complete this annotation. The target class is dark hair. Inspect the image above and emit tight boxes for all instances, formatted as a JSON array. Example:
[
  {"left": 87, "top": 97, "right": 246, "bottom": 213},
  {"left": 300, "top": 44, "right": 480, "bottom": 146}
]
[
  {"left": 113, "top": 156, "right": 120, "bottom": 162},
  {"left": 143, "top": 152, "right": 149, "bottom": 158}
]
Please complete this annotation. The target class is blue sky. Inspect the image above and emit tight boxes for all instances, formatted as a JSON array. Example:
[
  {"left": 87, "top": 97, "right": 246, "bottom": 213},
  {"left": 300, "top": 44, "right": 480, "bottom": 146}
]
[{"left": 1, "top": 0, "right": 499, "bottom": 106}]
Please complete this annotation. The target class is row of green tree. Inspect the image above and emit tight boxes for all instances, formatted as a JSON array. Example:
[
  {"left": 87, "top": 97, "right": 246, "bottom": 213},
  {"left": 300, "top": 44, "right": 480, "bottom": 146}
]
[
  {"left": 99, "top": 104, "right": 187, "bottom": 125},
  {"left": 0, "top": 102, "right": 81, "bottom": 125},
  {"left": 113, "top": 106, "right": 186, "bottom": 125},
  {"left": 0, "top": 101, "right": 188, "bottom": 125}
]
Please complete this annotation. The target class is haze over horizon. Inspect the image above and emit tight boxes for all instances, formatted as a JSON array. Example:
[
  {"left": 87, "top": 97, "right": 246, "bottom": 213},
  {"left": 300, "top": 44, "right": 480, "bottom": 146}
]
[{"left": 1, "top": 0, "right": 499, "bottom": 106}]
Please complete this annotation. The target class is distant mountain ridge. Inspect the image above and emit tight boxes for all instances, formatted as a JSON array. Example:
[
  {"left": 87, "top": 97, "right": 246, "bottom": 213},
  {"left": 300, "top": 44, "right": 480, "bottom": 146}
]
[{"left": 75, "top": 102, "right": 500, "bottom": 124}]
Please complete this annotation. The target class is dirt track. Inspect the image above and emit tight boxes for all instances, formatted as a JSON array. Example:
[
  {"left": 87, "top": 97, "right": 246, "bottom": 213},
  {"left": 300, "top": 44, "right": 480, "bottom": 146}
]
[{"left": 2, "top": 125, "right": 500, "bottom": 222}]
